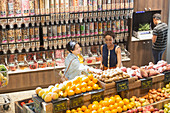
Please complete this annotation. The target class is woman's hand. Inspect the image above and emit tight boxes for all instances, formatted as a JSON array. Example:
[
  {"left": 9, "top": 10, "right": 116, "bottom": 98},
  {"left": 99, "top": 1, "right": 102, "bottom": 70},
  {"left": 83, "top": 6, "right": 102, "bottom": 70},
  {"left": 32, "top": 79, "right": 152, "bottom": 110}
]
[{"left": 100, "top": 64, "right": 103, "bottom": 70}]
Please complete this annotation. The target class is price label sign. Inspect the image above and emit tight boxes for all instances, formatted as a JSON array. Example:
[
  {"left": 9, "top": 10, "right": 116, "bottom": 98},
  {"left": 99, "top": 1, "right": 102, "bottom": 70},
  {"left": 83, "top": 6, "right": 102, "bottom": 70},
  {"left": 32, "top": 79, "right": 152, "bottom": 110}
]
[
  {"left": 53, "top": 98, "right": 68, "bottom": 112},
  {"left": 164, "top": 71, "right": 170, "bottom": 82},
  {"left": 116, "top": 79, "right": 129, "bottom": 92},
  {"left": 91, "top": 89, "right": 104, "bottom": 103},
  {"left": 69, "top": 94, "right": 84, "bottom": 109},
  {"left": 141, "top": 77, "right": 152, "bottom": 89}
]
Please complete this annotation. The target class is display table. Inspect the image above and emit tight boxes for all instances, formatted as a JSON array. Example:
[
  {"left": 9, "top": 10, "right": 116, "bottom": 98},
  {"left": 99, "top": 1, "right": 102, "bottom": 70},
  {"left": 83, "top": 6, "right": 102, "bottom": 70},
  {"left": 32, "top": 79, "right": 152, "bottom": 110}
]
[{"left": 0, "top": 59, "right": 131, "bottom": 94}]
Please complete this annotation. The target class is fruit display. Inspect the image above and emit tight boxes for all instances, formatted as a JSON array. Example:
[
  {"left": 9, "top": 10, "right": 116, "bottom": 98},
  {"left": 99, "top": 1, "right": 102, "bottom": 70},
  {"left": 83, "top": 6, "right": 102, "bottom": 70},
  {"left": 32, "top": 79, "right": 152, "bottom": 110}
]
[
  {"left": 161, "top": 83, "right": 170, "bottom": 94},
  {"left": 125, "top": 60, "right": 170, "bottom": 79},
  {"left": 164, "top": 103, "right": 170, "bottom": 113},
  {"left": 92, "top": 68, "right": 130, "bottom": 83},
  {"left": 66, "top": 95, "right": 135, "bottom": 113},
  {"left": 127, "top": 105, "right": 164, "bottom": 113},
  {"left": 129, "top": 88, "right": 170, "bottom": 108},
  {"left": 35, "top": 74, "right": 101, "bottom": 103},
  {"left": 0, "top": 65, "right": 8, "bottom": 88}
]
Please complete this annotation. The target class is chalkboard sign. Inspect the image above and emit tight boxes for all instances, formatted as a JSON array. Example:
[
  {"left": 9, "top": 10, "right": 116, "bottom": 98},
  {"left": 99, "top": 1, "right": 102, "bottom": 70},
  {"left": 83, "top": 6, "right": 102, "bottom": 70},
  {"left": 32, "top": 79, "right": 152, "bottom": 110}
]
[
  {"left": 141, "top": 77, "right": 152, "bottom": 89},
  {"left": 32, "top": 95, "right": 43, "bottom": 113},
  {"left": 115, "top": 79, "right": 129, "bottom": 92},
  {"left": 90, "top": 89, "right": 104, "bottom": 103},
  {"left": 164, "top": 71, "right": 170, "bottom": 82},
  {"left": 69, "top": 94, "right": 84, "bottom": 109},
  {"left": 53, "top": 98, "right": 68, "bottom": 112}
]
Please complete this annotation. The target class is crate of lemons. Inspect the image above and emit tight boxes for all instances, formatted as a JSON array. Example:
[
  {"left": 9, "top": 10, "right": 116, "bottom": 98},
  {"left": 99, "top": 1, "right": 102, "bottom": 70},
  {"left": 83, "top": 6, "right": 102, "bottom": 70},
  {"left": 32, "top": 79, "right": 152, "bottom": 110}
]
[
  {"left": 0, "top": 65, "right": 8, "bottom": 88},
  {"left": 35, "top": 74, "right": 101, "bottom": 103}
]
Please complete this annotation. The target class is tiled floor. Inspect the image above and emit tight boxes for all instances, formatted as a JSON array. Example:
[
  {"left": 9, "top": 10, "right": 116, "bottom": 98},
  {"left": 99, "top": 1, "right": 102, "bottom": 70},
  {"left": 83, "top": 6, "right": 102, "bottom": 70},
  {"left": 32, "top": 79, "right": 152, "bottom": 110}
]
[{"left": 0, "top": 90, "right": 35, "bottom": 113}]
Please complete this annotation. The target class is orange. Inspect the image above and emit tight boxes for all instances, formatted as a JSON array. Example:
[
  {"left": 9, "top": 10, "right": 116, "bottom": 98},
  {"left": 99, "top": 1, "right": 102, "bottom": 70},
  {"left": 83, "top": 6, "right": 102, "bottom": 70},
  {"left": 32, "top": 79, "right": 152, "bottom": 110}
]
[
  {"left": 113, "top": 103, "right": 118, "bottom": 109},
  {"left": 92, "top": 110, "right": 97, "bottom": 113},
  {"left": 92, "top": 104, "right": 99, "bottom": 110},
  {"left": 82, "top": 77, "right": 89, "bottom": 83},
  {"left": 77, "top": 108, "right": 82, "bottom": 111},
  {"left": 111, "top": 109, "right": 118, "bottom": 113},
  {"left": 88, "top": 81, "right": 94, "bottom": 87},
  {"left": 81, "top": 87, "right": 87, "bottom": 93},
  {"left": 92, "top": 78, "right": 98, "bottom": 84},
  {"left": 88, "top": 74, "right": 94, "bottom": 80},
  {"left": 66, "top": 110, "right": 71, "bottom": 113},
  {"left": 81, "top": 82, "right": 87, "bottom": 88},
  {"left": 105, "top": 111, "right": 111, "bottom": 113},
  {"left": 42, "top": 93, "right": 47, "bottom": 100},
  {"left": 81, "top": 105, "right": 87, "bottom": 111},
  {"left": 93, "top": 101, "right": 99, "bottom": 105},
  {"left": 122, "top": 105, "right": 128, "bottom": 111},
  {"left": 99, "top": 104, "right": 102, "bottom": 108},
  {"left": 71, "top": 109, "right": 76, "bottom": 113},
  {"left": 102, "top": 107, "right": 110, "bottom": 112},
  {"left": 110, "top": 96, "right": 115, "bottom": 100},
  {"left": 38, "top": 90, "right": 45, "bottom": 97},
  {"left": 109, "top": 105, "right": 114, "bottom": 110},
  {"left": 75, "top": 88, "right": 81, "bottom": 94},
  {"left": 127, "top": 104, "right": 132, "bottom": 110},
  {"left": 55, "top": 83, "right": 59, "bottom": 88},
  {"left": 115, "top": 97, "right": 122, "bottom": 103},
  {"left": 78, "top": 111, "right": 83, "bottom": 113},
  {"left": 86, "top": 86, "right": 93, "bottom": 91},
  {"left": 104, "top": 97, "right": 110, "bottom": 101},
  {"left": 71, "top": 85, "right": 76, "bottom": 91},
  {"left": 84, "top": 109, "right": 90, "bottom": 113},
  {"left": 63, "top": 91, "right": 68, "bottom": 97},
  {"left": 109, "top": 98, "right": 115, "bottom": 105},
  {"left": 76, "top": 84, "right": 81, "bottom": 89},
  {"left": 102, "top": 101, "right": 109, "bottom": 107},
  {"left": 88, "top": 104, "right": 92, "bottom": 110},
  {"left": 118, "top": 101, "right": 124, "bottom": 107},
  {"left": 123, "top": 98, "right": 129, "bottom": 105},
  {"left": 117, "top": 106, "right": 122, "bottom": 113},
  {"left": 114, "top": 95, "right": 120, "bottom": 98},
  {"left": 68, "top": 90, "right": 75, "bottom": 96},
  {"left": 66, "top": 81, "right": 72, "bottom": 87},
  {"left": 97, "top": 108, "right": 103, "bottom": 112},
  {"left": 99, "top": 100, "right": 104, "bottom": 105},
  {"left": 93, "top": 84, "right": 99, "bottom": 90}
]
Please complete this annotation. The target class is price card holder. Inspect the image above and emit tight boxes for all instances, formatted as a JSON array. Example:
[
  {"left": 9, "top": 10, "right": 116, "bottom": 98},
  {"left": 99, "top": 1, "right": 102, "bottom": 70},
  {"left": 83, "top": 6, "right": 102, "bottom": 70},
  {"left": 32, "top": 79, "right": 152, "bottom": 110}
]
[
  {"left": 141, "top": 77, "right": 152, "bottom": 89},
  {"left": 69, "top": 93, "right": 84, "bottom": 109},
  {"left": 116, "top": 79, "right": 129, "bottom": 92},
  {"left": 52, "top": 98, "right": 68, "bottom": 112},
  {"left": 32, "top": 94, "right": 43, "bottom": 113},
  {"left": 90, "top": 89, "right": 104, "bottom": 103},
  {"left": 164, "top": 71, "right": 170, "bottom": 82}
]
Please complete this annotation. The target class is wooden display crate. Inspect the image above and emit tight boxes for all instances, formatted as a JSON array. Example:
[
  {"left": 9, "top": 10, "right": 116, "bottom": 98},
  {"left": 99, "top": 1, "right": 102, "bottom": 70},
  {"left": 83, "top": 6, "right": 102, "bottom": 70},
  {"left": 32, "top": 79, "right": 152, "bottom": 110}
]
[
  {"left": 15, "top": 98, "right": 33, "bottom": 113},
  {"left": 23, "top": 103, "right": 35, "bottom": 113}
]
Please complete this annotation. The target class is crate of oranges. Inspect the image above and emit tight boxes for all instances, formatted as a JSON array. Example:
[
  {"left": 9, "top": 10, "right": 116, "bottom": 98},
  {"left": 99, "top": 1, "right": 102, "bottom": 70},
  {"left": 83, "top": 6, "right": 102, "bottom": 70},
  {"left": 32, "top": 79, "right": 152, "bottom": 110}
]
[{"left": 66, "top": 95, "right": 136, "bottom": 113}]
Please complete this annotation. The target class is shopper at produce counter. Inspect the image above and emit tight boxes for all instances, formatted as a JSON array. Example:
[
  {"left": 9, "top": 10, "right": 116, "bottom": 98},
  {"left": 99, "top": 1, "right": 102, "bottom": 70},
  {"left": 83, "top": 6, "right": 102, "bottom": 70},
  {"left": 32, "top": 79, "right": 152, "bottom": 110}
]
[
  {"left": 64, "top": 40, "right": 90, "bottom": 80},
  {"left": 152, "top": 13, "right": 168, "bottom": 64},
  {"left": 100, "top": 31, "right": 122, "bottom": 70}
]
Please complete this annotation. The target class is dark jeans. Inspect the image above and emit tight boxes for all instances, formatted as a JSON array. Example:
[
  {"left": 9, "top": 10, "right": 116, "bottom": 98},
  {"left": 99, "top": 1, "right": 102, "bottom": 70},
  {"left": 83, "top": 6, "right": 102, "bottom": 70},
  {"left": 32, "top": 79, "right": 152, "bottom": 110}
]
[{"left": 152, "top": 48, "right": 165, "bottom": 64}]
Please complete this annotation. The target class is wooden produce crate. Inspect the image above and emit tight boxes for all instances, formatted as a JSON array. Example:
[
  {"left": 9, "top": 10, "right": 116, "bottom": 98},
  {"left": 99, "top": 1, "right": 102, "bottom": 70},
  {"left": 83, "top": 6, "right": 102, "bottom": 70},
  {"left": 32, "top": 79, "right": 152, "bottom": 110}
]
[
  {"left": 32, "top": 94, "right": 69, "bottom": 113},
  {"left": 139, "top": 74, "right": 165, "bottom": 97},
  {"left": 15, "top": 98, "right": 33, "bottom": 113},
  {"left": 23, "top": 103, "right": 35, "bottom": 113}
]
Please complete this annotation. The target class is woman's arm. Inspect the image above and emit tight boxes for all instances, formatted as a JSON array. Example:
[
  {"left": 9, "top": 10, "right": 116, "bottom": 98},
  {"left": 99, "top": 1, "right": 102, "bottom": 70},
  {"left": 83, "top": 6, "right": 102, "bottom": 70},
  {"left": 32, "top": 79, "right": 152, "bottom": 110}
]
[
  {"left": 100, "top": 45, "right": 103, "bottom": 70},
  {"left": 116, "top": 47, "right": 122, "bottom": 68}
]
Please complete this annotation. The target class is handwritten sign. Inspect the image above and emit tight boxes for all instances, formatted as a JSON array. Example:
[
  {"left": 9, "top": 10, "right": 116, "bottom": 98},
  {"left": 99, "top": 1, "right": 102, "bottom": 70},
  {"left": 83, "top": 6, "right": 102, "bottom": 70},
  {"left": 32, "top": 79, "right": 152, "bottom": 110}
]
[
  {"left": 141, "top": 77, "right": 152, "bottom": 89},
  {"left": 164, "top": 71, "right": 170, "bottom": 82},
  {"left": 53, "top": 98, "right": 68, "bottom": 112},
  {"left": 69, "top": 94, "right": 84, "bottom": 109},
  {"left": 91, "top": 89, "right": 104, "bottom": 103},
  {"left": 32, "top": 95, "right": 43, "bottom": 113},
  {"left": 116, "top": 79, "right": 129, "bottom": 92}
]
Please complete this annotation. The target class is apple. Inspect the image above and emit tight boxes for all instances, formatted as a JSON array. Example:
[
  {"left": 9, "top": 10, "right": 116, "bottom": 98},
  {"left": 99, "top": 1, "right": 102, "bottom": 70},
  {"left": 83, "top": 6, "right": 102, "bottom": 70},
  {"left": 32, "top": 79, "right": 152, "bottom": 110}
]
[
  {"left": 127, "top": 110, "right": 133, "bottom": 113},
  {"left": 130, "top": 98, "right": 135, "bottom": 102},
  {"left": 137, "top": 107, "right": 143, "bottom": 112},
  {"left": 139, "top": 98, "right": 146, "bottom": 103}
]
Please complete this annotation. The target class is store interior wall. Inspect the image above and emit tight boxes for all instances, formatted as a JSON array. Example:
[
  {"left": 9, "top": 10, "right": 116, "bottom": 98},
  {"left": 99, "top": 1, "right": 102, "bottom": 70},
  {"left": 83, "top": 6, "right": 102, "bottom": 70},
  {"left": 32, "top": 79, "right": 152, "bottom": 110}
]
[{"left": 167, "top": 1, "right": 170, "bottom": 63}]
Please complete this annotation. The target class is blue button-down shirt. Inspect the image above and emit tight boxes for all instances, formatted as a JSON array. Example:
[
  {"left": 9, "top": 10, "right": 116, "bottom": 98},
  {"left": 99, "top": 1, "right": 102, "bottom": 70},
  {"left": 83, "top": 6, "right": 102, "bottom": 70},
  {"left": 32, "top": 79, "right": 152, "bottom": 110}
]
[{"left": 64, "top": 53, "right": 89, "bottom": 80}]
